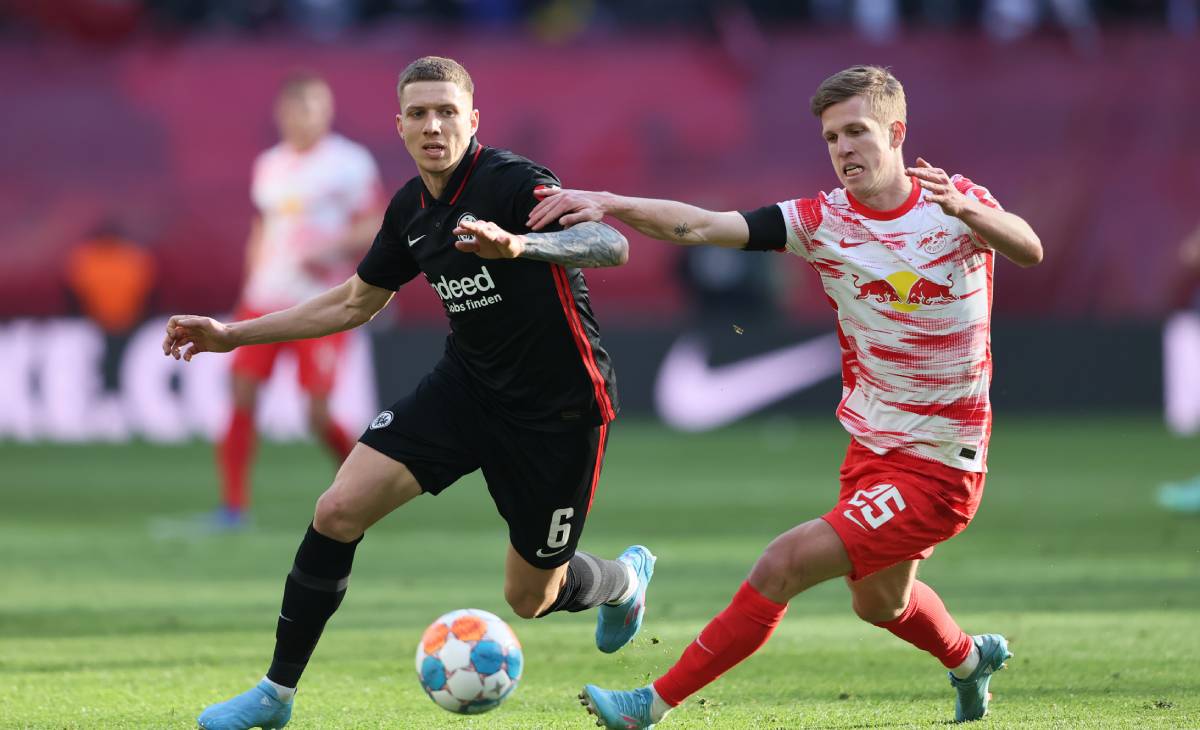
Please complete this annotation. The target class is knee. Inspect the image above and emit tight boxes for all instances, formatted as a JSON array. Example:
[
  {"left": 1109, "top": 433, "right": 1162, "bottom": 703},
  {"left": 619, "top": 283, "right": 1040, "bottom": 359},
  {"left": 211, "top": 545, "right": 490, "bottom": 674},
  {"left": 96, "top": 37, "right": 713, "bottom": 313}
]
[
  {"left": 313, "top": 489, "right": 364, "bottom": 542},
  {"left": 852, "top": 594, "right": 908, "bottom": 624},
  {"left": 747, "top": 520, "right": 849, "bottom": 601},
  {"left": 504, "top": 587, "right": 548, "bottom": 620},
  {"left": 748, "top": 542, "right": 805, "bottom": 599}
]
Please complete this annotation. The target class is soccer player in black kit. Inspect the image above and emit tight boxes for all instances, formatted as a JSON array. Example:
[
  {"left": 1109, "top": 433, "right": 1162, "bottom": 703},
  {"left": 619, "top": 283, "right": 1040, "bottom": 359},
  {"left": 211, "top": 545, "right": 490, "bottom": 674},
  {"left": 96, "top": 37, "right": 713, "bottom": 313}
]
[{"left": 164, "top": 56, "right": 657, "bottom": 730}]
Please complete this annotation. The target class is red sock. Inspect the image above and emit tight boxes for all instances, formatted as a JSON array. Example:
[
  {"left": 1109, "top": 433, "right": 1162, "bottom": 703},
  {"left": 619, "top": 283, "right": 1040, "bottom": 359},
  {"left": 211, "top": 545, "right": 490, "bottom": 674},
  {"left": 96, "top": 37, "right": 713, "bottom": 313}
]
[
  {"left": 876, "top": 580, "right": 973, "bottom": 668},
  {"left": 653, "top": 581, "right": 788, "bottom": 706},
  {"left": 218, "top": 407, "right": 255, "bottom": 512},
  {"left": 319, "top": 420, "right": 354, "bottom": 463}
]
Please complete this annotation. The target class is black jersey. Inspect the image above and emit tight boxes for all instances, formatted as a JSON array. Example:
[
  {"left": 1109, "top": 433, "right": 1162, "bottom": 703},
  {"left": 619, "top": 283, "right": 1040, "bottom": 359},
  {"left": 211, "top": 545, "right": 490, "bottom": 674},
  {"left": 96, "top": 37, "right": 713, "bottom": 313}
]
[{"left": 356, "top": 138, "right": 618, "bottom": 431}]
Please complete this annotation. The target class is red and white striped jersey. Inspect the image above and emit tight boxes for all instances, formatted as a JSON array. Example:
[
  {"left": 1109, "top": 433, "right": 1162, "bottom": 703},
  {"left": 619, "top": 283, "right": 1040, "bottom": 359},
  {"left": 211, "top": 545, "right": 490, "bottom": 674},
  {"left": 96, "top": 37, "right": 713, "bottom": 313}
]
[
  {"left": 243, "top": 133, "right": 382, "bottom": 311},
  {"left": 776, "top": 175, "right": 1000, "bottom": 472}
]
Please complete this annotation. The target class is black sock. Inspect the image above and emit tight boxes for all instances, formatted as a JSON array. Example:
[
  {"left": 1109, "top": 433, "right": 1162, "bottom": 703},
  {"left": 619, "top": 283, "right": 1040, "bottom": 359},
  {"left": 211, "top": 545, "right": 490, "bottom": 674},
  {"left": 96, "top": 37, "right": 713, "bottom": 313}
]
[
  {"left": 538, "top": 551, "right": 631, "bottom": 616},
  {"left": 266, "top": 523, "right": 362, "bottom": 688}
]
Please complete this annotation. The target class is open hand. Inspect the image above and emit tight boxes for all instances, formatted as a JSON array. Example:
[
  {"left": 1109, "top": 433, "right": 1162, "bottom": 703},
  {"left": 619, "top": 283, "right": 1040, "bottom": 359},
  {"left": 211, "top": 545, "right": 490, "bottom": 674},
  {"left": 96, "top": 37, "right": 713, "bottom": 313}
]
[
  {"left": 906, "top": 158, "right": 970, "bottom": 218},
  {"left": 527, "top": 187, "right": 607, "bottom": 231},
  {"left": 454, "top": 219, "right": 526, "bottom": 259},
  {"left": 162, "top": 315, "right": 235, "bottom": 361}
]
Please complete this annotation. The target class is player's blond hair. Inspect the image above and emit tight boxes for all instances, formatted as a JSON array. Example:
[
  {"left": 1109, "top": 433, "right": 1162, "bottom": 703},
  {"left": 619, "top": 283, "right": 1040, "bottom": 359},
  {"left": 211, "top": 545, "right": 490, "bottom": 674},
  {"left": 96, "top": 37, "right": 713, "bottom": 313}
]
[
  {"left": 397, "top": 56, "right": 475, "bottom": 100},
  {"left": 810, "top": 65, "right": 906, "bottom": 126},
  {"left": 277, "top": 71, "right": 329, "bottom": 102}
]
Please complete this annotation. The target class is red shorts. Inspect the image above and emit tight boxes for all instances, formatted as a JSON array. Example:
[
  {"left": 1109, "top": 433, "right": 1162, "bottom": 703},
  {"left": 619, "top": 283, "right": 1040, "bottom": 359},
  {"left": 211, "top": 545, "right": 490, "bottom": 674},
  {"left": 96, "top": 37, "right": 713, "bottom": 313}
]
[
  {"left": 821, "top": 439, "right": 986, "bottom": 580},
  {"left": 230, "top": 308, "right": 348, "bottom": 396}
]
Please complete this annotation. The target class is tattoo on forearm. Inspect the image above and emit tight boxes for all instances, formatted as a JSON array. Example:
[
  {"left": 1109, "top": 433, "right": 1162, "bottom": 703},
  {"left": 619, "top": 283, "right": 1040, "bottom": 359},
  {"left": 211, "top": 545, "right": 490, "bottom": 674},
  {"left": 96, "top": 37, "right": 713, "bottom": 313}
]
[
  {"left": 522, "top": 222, "right": 629, "bottom": 268},
  {"left": 673, "top": 222, "right": 692, "bottom": 239}
]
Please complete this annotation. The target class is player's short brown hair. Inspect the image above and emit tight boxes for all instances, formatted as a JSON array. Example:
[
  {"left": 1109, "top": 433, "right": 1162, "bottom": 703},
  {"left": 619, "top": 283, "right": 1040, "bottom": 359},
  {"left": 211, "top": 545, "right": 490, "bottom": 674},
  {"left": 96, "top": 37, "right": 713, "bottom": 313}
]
[
  {"left": 810, "top": 65, "right": 906, "bottom": 126},
  {"left": 397, "top": 56, "right": 474, "bottom": 100}
]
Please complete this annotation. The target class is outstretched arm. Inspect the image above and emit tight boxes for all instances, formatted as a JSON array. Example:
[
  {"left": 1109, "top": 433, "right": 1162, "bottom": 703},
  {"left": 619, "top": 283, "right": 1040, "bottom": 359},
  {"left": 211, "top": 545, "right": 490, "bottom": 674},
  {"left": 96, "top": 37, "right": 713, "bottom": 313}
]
[
  {"left": 163, "top": 274, "right": 394, "bottom": 361},
  {"left": 527, "top": 188, "right": 750, "bottom": 248},
  {"left": 454, "top": 219, "right": 629, "bottom": 268},
  {"left": 907, "top": 158, "right": 1043, "bottom": 268}
]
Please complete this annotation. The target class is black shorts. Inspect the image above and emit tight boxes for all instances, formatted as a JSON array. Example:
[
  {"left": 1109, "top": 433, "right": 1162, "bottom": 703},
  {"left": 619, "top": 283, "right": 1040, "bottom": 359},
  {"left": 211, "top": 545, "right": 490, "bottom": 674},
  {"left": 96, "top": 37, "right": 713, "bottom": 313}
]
[{"left": 358, "top": 369, "right": 609, "bottom": 569}]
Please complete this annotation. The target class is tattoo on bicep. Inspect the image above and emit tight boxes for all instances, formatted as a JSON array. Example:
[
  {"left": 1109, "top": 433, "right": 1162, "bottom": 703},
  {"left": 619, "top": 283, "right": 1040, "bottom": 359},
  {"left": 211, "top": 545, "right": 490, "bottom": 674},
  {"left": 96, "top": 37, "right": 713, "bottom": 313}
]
[
  {"left": 673, "top": 222, "right": 692, "bottom": 239},
  {"left": 521, "top": 222, "right": 629, "bottom": 268}
]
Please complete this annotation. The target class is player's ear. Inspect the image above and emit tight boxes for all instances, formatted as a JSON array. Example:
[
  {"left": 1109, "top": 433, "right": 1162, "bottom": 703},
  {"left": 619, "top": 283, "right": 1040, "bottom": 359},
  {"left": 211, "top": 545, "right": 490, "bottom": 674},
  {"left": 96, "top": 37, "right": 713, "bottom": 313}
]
[
  {"left": 470, "top": 108, "right": 480, "bottom": 136},
  {"left": 395, "top": 113, "right": 405, "bottom": 140},
  {"left": 890, "top": 120, "right": 907, "bottom": 149}
]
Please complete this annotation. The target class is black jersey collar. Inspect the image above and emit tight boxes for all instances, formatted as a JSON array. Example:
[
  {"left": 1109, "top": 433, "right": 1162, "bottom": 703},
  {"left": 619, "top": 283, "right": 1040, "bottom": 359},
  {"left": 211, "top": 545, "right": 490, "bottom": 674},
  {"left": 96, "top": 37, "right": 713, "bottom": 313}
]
[{"left": 419, "top": 136, "right": 484, "bottom": 208}]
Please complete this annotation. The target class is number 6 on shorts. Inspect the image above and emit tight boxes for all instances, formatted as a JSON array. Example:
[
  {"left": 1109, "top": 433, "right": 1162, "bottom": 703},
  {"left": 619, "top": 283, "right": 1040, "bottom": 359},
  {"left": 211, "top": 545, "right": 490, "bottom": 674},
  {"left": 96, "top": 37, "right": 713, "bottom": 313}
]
[{"left": 547, "top": 507, "right": 574, "bottom": 549}]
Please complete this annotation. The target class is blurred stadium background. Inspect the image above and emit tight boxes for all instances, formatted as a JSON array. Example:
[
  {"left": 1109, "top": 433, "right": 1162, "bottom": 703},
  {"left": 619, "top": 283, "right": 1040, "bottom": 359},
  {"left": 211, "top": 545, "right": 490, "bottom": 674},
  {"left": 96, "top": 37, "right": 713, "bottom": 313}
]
[
  {"left": 2, "top": 2, "right": 1199, "bottom": 728},
  {"left": 3, "top": 0, "right": 1200, "bottom": 440}
]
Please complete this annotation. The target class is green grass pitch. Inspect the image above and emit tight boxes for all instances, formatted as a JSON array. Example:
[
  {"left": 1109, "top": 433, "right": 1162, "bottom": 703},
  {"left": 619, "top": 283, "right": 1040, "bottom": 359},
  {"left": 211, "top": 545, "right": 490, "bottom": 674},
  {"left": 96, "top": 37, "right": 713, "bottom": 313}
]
[{"left": 1, "top": 415, "right": 1197, "bottom": 729}]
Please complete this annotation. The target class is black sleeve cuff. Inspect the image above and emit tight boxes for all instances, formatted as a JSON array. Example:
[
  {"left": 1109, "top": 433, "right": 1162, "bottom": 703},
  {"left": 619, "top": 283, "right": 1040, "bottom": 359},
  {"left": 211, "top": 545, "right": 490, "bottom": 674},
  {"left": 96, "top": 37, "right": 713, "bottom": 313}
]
[
  {"left": 354, "top": 262, "right": 399, "bottom": 292},
  {"left": 739, "top": 205, "right": 787, "bottom": 251}
]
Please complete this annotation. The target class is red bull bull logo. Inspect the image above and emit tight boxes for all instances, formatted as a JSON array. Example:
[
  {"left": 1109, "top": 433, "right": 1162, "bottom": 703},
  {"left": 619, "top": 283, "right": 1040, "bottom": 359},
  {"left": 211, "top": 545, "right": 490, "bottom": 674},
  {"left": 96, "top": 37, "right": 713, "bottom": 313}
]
[
  {"left": 852, "top": 275, "right": 901, "bottom": 303},
  {"left": 918, "top": 225, "right": 953, "bottom": 254},
  {"left": 907, "top": 273, "right": 958, "bottom": 305},
  {"left": 851, "top": 271, "right": 959, "bottom": 312}
]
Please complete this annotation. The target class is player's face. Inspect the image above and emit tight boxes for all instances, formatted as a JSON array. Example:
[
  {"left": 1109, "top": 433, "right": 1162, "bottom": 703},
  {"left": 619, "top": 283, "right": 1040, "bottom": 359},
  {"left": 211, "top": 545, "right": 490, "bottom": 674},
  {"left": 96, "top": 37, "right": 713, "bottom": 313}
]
[
  {"left": 397, "top": 81, "right": 480, "bottom": 177},
  {"left": 276, "top": 84, "right": 334, "bottom": 152},
  {"left": 820, "top": 95, "right": 905, "bottom": 197}
]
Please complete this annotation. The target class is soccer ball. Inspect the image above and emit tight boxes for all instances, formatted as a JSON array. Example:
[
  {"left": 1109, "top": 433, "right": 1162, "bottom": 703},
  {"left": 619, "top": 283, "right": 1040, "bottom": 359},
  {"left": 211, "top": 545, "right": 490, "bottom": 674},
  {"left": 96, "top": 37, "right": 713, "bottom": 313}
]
[{"left": 415, "top": 608, "right": 523, "bottom": 714}]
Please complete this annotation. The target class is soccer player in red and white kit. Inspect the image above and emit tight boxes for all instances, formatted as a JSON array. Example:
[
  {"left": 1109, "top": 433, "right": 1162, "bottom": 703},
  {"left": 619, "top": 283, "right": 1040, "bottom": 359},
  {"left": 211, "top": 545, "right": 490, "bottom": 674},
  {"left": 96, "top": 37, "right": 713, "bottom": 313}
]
[
  {"left": 218, "top": 74, "right": 384, "bottom": 527},
  {"left": 528, "top": 65, "right": 1043, "bottom": 727}
]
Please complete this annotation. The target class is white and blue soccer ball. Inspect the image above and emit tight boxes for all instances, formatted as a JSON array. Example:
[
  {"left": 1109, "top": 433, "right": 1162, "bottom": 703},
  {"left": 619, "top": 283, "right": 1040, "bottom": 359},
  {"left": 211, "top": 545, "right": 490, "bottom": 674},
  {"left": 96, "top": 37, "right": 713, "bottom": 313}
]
[{"left": 415, "top": 608, "right": 523, "bottom": 714}]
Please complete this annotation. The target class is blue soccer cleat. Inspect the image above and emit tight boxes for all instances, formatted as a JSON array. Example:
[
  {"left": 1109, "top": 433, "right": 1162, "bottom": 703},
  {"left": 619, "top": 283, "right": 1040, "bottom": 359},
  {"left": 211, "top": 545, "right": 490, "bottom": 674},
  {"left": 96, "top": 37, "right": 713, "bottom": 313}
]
[
  {"left": 950, "top": 634, "right": 1012, "bottom": 722},
  {"left": 207, "top": 506, "right": 248, "bottom": 531},
  {"left": 1158, "top": 477, "right": 1200, "bottom": 514},
  {"left": 197, "top": 679, "right": 293, "bottom": 730},
  {"left": 596, "top": 546, "right": 656, "bottom": 654},
  {"left": 579, "top": 684, "right": 656, "bottom": 729}
]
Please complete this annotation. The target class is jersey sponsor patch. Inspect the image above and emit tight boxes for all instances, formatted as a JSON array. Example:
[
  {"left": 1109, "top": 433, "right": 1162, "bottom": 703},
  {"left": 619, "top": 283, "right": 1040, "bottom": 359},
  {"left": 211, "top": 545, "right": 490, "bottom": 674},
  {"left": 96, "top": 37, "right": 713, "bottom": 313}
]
[
  {"left": 428, "top": 265, "right": 504, "bottom": 313},
  {"left": 370, "top": 410, "right": 394, "bottom": 430}
]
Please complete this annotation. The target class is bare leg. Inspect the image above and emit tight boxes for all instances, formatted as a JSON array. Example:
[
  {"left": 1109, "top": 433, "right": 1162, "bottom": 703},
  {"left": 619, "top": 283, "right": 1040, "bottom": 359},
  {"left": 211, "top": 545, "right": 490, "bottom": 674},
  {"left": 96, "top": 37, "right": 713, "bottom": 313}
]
[
  {"left": 850, "top": 560, "right": 975, "bottom": 670},
  {"left": 268, "top": 443, "right": 425, "bottom": 689},
  {"left": 312, "top": 442, "right": 424, "bottom": 540},
  {"left": 502, "top": 547, "right": 571, "bottom": 619},
  {"left": 652, "top": 518, "right": 852, "bottom": 708}
]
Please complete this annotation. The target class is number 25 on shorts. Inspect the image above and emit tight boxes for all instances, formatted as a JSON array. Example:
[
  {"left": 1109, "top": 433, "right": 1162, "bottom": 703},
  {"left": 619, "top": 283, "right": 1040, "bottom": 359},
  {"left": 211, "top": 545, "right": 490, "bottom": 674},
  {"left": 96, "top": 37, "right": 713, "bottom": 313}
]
[{"left": 843, "top": 483, "right": 907, "bottom": 530}]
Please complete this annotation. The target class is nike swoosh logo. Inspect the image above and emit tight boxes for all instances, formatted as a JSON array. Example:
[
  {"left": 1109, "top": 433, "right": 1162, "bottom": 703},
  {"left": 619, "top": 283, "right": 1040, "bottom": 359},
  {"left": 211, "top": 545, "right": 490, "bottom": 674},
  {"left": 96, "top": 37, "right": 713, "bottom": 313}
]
[
  {"left": 536, "top": 546, "right": 568, "bottom": 558},
  {"left": 843, "top": 510, "right": 866, "bottom": 530},
  {"left": 839, "top": 237, "right": 871, "bottom": 247},
  {"left": 654, "top": 333, "right": 841, "bottom": 431},
  {"left": 408, "top": 234, "right": 426, "bottom": 246}
]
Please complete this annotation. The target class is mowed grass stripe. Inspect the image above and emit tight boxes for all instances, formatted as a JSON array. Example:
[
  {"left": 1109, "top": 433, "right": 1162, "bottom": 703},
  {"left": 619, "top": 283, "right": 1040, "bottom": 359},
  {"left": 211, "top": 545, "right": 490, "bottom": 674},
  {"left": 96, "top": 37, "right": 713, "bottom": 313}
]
[{"left": 0, "top": 416, "right": 1196, "bottom": 728}]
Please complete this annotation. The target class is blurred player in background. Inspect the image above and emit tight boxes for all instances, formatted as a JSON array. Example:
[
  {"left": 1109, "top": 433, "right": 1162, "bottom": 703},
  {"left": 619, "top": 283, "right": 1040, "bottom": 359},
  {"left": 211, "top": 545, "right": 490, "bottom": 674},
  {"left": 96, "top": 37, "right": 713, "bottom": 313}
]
[
  {"left": 215, "top": 73, "right": 384, "bottom": 528},
  {"left": 530, "top": 65, "right": 1043, "bottom": 728},
  {"left": 1158, "top": 222, "right": 1200, "bottom": 513},
  {"left": 165, "top": 56, "right": 655, "bottom": 730}
]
